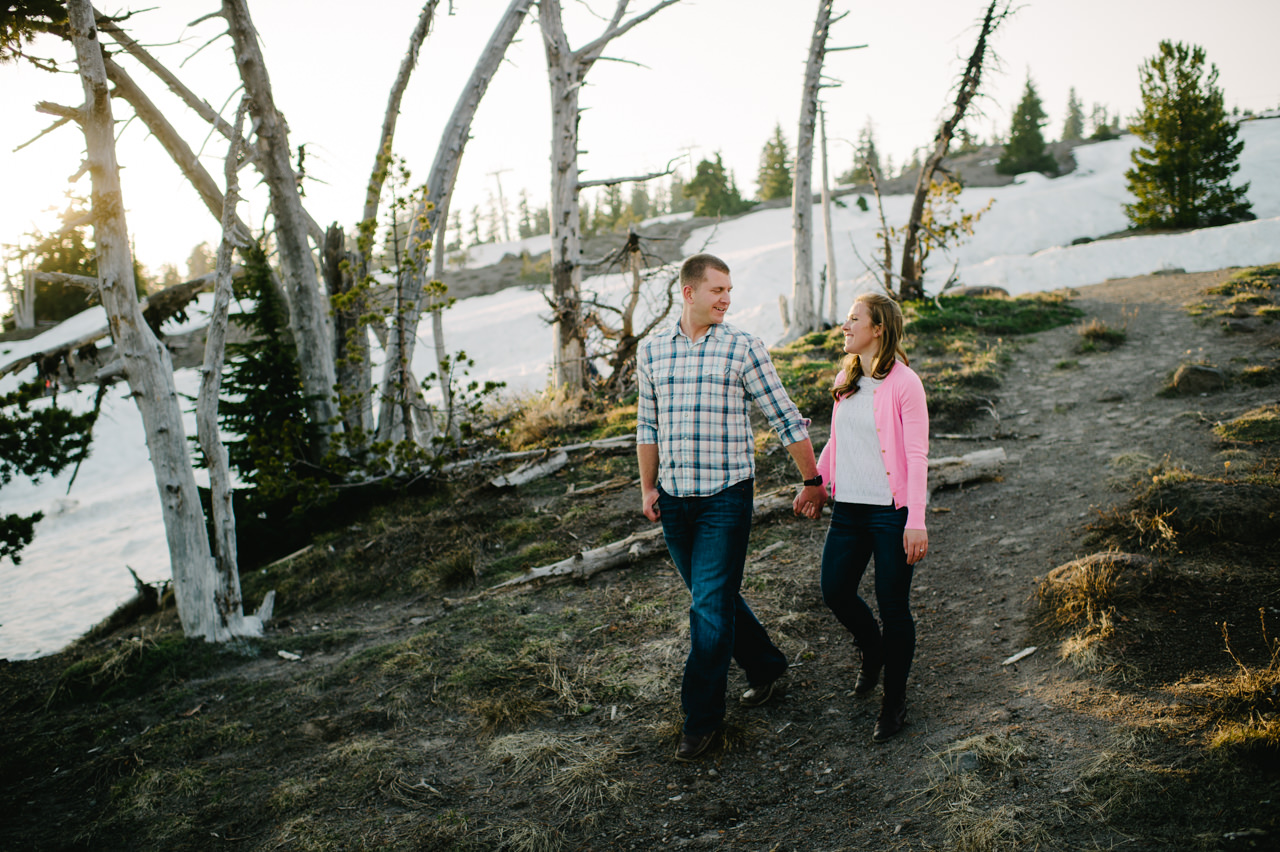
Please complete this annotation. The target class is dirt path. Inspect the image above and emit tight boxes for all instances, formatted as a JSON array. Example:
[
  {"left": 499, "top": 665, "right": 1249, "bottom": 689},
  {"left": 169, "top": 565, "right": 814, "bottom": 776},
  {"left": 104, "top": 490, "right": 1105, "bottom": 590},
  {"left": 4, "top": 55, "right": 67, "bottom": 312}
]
[{"left": 4, "top": 268, "right": 1277, "bottom": 851}]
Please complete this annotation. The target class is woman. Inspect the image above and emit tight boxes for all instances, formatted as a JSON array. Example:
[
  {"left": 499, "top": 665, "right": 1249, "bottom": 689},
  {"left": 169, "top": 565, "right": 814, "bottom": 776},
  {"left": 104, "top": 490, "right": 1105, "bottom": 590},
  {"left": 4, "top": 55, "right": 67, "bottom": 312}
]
[{"left": 809, "top": 292, "right": 928, "bottom": 742}]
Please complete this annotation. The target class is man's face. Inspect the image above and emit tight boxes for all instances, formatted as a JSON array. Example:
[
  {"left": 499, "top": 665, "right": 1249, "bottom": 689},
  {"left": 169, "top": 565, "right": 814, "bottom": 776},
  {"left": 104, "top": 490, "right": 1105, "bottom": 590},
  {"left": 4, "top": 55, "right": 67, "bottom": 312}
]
[{"left": 684, "top": 268, "right": 732, "bottom": 327}]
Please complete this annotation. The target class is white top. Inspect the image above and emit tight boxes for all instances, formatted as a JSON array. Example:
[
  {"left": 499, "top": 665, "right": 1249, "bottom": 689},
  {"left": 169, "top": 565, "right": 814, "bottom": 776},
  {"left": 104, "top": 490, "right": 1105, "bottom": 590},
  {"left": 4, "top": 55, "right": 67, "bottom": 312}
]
[{"left": 833, "top": 375, "right": 894, "bottom": 505}]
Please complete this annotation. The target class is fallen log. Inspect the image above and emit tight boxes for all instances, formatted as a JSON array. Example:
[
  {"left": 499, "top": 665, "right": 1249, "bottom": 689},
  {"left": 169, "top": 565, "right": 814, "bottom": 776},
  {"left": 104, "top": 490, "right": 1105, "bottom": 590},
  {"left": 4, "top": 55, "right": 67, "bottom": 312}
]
[
  {"left": 445, "top": 486, "right": 806, "bottom": 606},
  {"left": 928, "top": 447, "right": 1006, "bottom": 491},
  {"left": 490, "top": 450, "right": 570, "bottom": 488}
]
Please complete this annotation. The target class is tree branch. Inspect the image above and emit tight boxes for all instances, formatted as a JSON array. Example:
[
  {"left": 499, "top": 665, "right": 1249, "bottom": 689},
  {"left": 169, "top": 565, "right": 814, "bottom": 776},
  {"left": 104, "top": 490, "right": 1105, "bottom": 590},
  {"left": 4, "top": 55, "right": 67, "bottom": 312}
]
[
  {"left": 576, "top": 0, "right": 681, "bottom": 61},
  {"left": 576, "top": 163, "right": 674, "bottom": 190}
]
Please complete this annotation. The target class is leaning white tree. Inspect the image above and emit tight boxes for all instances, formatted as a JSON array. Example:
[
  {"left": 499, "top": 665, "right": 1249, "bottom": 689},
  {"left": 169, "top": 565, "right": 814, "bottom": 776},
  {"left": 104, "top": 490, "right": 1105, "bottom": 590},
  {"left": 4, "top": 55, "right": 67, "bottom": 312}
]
[
  {"left": 786, "top": 0, "right": 861, "bottom": 340},
  {"left": 538, "top": 0, "right": 681, "bottom": 391},
  {"left": 63, "top": 0, "right": 263, "bottom": 641}
]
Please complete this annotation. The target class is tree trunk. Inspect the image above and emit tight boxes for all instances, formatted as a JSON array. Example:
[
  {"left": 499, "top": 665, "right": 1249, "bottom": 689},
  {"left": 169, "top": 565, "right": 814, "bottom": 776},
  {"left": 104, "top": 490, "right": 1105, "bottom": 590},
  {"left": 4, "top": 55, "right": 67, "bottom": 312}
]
[
  {"left": 898, "top": 0, "right": 1008, "bottom": 301},
  {"left": 67, "top": 0, "right": 222, "bottom": 640},
  {"left": 222, "top": 0, "right": 340, "bottom": 449},
  {"left": 196, "top": 100, "right": 266, "bottom": 639},
  {"left": 543, "top": 20, "right": 588, "bottom": 390},
  {"left": 787, "top": 0, "right": 834, "bottom": 341},
  {"left": 540, "top": 0, "right": 682, "bottom": 391},
  {"left": 323, "top": 224, "right": 372, "bottom": 436},
  {"left": 819, "top": 106, "right": 838, "bottom": 325},
  {"left": 374, "top": 0, "right": 534, "bottom": 443}
]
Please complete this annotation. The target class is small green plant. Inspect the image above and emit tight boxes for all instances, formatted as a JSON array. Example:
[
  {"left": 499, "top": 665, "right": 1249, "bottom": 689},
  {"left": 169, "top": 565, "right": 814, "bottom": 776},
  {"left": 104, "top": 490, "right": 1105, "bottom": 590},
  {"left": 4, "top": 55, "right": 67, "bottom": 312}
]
[
  {"left": 1055, "top": 359, "right": 1079, "bottom": 370},
  {"left": 1205, "top": 611, "right": 1280, "bottom": 763},
  {"left": 1076, "top": 316, "right": 1127, "bottom": 349}
]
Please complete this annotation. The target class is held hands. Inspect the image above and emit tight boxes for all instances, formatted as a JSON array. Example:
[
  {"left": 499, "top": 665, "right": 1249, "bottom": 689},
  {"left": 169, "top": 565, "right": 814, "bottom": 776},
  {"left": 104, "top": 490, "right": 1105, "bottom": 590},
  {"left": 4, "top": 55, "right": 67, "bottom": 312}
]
[
  {"left": 792, "top": 483, "right": 829, "bottom": 520},
  {"left": 904, "top": 527, "right": 928, "bottom": 565},
  {"left": 641, "top": 487, "right": 661, "bottom": 522}
]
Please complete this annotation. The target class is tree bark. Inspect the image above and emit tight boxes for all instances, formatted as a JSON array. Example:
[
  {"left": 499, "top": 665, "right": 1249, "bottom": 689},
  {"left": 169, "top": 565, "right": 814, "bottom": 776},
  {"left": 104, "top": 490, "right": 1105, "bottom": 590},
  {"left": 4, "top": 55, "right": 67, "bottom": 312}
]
[
  {"left": 197, "top": 100, "right": 266, "bottom": 640},
  {"left": 223, "top": 0, "right": 340, "bottom": 449},
  {"left": 540, "top": 0, "right": 682, "bottom": 391},
  {"left": 819, "top": 106, "right": 838, "bottom": 325},
  {"left": 323, "top": 224, "right": 372, "bottom": 436},
  {"left": 67, "top": 0, "right": 222, "bottom": 640},
  {"left": 374, "top": 0, "right": 534, "bottom": 444},
  {"left": 898, "top": 0, "right": 1009, "bottom": 301},
  {"left": 787, "top": 0, "right": 834, "bottom": 341}
]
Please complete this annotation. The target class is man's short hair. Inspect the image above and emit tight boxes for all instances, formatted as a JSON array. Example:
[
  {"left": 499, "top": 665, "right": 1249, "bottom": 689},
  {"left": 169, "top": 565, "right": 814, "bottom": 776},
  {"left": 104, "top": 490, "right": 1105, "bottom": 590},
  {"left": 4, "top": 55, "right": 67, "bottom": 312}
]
[{"left": 680, "top": 253, "right": 730, "bottom": 290}]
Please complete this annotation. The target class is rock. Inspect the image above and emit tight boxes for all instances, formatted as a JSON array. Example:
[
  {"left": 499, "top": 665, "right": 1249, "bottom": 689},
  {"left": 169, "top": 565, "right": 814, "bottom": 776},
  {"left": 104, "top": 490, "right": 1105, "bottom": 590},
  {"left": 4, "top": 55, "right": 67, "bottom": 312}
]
[
  {"left": 1169, "top": 363, "right": 1226, "bottom": 395},
  {"left": 1096, "top": 388, "right": 1126, "bottom": 402}
]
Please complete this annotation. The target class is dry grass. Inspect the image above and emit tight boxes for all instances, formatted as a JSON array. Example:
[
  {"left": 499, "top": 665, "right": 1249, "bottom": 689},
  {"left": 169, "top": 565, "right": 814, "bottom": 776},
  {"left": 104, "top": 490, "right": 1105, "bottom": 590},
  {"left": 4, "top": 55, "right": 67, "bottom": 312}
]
[
  {"left": 501, "top": 387, "right": 593, "bottom": 449},
  {"left": 1202, "top": 611, "right": 1280, "bottom": 762},
  {"left": 1035, "top": 552, "right": 1155, "bottom": 672},
  {"left": 922, "top": 734, "right": 1042, "bottom": 852},
  {"left": 487, "top": 732, "right": 631, "bottom": 815}
]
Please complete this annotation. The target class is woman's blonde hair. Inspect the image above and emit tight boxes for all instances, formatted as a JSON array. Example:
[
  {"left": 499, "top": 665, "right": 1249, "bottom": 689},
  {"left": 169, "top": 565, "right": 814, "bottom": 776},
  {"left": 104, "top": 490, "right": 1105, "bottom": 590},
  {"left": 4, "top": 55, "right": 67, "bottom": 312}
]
[{"left": 832, "top": 292, "right": 909, "bottom": 400}]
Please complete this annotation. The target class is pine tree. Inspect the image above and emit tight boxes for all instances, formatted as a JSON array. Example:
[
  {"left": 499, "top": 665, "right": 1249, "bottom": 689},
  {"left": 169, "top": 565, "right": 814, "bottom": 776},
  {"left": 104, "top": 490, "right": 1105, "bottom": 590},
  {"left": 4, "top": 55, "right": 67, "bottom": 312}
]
[
  {"left": 997, "top": 76, "right": 1058, "bottom": 175},
  {"left": 686, "top": 154, "right": 751, "bottom": 217},
  {"left": 1062, "top": 87, "right": 1085, "bottom": 141},
  {"left": 1, "top": 377, "right": 95, "bottom": 563},
  {"left": 756, "top": 123, "right": 793, "bottom": 201},
  {"left": 1125, "top": 41, "right": 1252, "bottom": 229},
  {"left": 630, "top": 182, "right": 651, "bottom": 222},
  {"left": 217, "top": 242, "right": 327, "bottom": 520},
  {"left": 668, "top": 174, "right": 696, "bottom": 214},
  {"left": 517, "top": 189, "right": 534, "bottom": 239},
  {"left": 837, "top": 119, "right": 881, "bottom": 184},
  {"left": 1089, "top": 103, "right": 1119, "bottom": 140}
]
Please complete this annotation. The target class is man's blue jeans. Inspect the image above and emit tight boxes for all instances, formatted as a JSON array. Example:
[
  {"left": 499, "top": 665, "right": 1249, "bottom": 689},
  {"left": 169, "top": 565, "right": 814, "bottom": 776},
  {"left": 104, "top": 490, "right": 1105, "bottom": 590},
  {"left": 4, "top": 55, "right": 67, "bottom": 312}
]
[
  {"left": 658, "top": 479, "right": 787, "bottom": 736},
  {"left": 820, "top": 502, "right": 916, "bottom": 701}
]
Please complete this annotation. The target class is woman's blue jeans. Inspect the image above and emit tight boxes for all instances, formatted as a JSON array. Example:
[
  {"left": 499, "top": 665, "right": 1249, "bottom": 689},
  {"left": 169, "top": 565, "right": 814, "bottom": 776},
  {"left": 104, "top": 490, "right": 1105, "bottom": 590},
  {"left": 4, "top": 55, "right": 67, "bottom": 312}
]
[
  {"left": 658, "top": 479, "right": 787, "bottom": 736},
  {"left": 820, "top": 501, "right": 916, "bottom": 700}
]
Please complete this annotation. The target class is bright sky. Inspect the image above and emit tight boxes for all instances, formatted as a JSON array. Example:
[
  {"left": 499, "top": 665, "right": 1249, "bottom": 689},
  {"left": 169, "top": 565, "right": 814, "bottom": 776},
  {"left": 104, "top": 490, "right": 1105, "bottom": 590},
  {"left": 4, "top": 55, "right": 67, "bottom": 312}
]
[{"left": 2, "top": 0, "right": 1278, "bottom": 290}]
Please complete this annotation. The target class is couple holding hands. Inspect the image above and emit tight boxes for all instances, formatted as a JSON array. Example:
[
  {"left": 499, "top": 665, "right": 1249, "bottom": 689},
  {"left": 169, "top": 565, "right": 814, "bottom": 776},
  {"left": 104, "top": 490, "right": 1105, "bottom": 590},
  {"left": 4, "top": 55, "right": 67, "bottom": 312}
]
[{"left": 636, "top": 253, "right": 929, "bottom": 762}]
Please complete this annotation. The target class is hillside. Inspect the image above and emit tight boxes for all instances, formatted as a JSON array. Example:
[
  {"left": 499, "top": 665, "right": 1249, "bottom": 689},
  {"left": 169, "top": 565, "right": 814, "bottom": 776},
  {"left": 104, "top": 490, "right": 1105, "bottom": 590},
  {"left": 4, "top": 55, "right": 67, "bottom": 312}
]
[{"left": 1, "top": 267, "right": 1277, "bottom": 850}]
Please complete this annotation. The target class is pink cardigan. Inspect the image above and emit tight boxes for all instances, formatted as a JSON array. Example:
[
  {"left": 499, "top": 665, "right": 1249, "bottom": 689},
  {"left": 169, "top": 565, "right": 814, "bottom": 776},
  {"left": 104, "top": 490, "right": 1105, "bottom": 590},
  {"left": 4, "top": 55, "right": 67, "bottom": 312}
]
[{"left": 816, "top": 361, "right": 930, "bottom": 529}]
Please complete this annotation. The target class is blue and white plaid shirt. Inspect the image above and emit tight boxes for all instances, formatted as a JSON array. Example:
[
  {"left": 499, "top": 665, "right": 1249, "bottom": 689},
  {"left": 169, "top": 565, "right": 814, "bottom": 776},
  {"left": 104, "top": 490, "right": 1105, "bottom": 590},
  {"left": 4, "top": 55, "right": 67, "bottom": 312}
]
[{"left": 636, "top": 321, "right": 810, "bottom": 497}]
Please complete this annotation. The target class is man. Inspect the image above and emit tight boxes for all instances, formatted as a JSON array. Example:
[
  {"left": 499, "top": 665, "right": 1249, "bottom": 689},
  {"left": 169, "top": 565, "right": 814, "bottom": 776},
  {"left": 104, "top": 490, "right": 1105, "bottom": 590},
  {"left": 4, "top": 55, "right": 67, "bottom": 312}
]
[{"left": 636, "top": 252, "right": 828, "bottom": 761}]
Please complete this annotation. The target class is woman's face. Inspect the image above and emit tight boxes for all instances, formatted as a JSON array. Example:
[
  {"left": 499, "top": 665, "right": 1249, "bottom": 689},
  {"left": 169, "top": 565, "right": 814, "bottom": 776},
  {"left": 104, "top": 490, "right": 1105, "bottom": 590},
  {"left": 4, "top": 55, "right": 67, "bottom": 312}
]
[{"left": 842, "top": 300, "right": 882, "bottom": 359}]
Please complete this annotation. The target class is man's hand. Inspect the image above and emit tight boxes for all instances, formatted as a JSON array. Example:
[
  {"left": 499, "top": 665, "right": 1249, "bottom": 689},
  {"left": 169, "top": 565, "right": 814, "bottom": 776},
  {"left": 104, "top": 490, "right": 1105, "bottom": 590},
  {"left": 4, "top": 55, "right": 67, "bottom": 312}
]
[
  {"left": 792, "top": 483, "right": 828, "bottom": 520},
  {"left": 642, "top": 487, "right": 661, "bottom": 522}
]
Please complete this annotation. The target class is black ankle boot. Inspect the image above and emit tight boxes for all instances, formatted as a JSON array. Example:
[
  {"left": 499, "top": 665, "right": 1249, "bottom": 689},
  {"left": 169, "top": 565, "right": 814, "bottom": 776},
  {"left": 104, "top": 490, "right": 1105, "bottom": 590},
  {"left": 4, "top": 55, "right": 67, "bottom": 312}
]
[
  {"left": 854, "top": 647, "right": 882, "bottom": 695},
  {"left": 873, "top": 695, "right": 906, "bottom": 742}
]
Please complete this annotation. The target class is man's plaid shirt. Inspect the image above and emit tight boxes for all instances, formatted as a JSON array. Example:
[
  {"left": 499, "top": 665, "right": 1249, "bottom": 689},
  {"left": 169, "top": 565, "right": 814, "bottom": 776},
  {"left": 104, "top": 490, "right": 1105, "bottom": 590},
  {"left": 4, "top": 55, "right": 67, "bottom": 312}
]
[{"left": 636, "top": 321, "right": 810, "bottom": 497}]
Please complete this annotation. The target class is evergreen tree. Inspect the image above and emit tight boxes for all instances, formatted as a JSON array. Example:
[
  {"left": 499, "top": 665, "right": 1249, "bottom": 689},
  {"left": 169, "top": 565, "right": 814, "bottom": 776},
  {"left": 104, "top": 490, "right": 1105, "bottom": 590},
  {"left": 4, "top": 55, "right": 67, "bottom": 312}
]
[
  {"left": 517, "top": 189, "right": 534, "bottom": 239},
  {"left": 1125, "top": 41, "right": 1252, "bottom": 229},
  {"left": 686, "top": 154, "right": 751, "bottom": 217},
  {"left": 186, "top": 242, "right": 214, "bottom": 278},
  {"left": 837, "top": 119, "right": 881, "bottom": 185},
  {"left": 29, "top": 216, "right": 96, "bottom": 322},
  {"left": 630, "top": 182, "right": 652, "bottom": 222},
  {"left": 997, "top": 76, "right": 1058, "bottom": 175},
  {"left": 668, "top": 174, "right": 696, "bottom": 214},
  {"left": 1090, "top": 103, "right": 1119, "bottom": 140},
  {"left": 1062, "top": 87, "right": 1085, "bottom": 141},
  {"left": 0, "top": 377, "right": 95, "bottom": 563},
  {"left": 216, "top": 242, "right": 327, "bottom": 520},
  {"left": 756, "top": 123, "right": 793, "bottom": 201},
  {"left": 532, "top": 204, "right": 551, "bottom": 235},
  {"left": 0, "top": 0, "right": 65, "bottom": 68}
]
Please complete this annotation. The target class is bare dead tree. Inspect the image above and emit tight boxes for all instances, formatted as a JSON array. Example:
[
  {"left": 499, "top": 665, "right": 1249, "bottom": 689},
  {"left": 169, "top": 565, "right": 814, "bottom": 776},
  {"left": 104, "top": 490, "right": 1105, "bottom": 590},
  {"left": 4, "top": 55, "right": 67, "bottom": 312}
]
[
  {"left": 538, "top": 0, "right": 681, "bottom": 391},
  {"left": 65, "top": 0, "right": 227, "bottom": 641},
  {"left": 819, "top": 105, "right": 839, "bottom": 325},
  {"left": 196, "top": 98, "right": 272, "bottom": 638},
  {"left": 580, "top": 227, "right": 678, "bottom": 398},
  {"left": 787, "top": 1, "right": 862, "bottom": 341},
  {"left": 222, "top": 0, "right": 340, "bottom": 449},
  {"left": 375, "top": 0, "right": 534, "bottom": 446},
  {"left": 897, "top": 0, "right": 1011, "bottom": 301}
]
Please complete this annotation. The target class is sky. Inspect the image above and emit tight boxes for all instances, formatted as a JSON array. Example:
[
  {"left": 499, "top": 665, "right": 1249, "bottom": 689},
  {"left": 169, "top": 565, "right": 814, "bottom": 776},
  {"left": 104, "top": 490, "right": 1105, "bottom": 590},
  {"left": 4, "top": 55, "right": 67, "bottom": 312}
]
[{"left": 1, "top": 0, "right": 1279, "bottom": 298}]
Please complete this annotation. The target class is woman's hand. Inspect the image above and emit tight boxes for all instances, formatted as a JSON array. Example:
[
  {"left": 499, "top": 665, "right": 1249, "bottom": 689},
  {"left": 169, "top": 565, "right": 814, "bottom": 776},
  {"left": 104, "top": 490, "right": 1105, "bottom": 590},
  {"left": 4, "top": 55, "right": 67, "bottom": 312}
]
[{"left": 903, "top": 528, "right": 928, "bottom": 565}]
